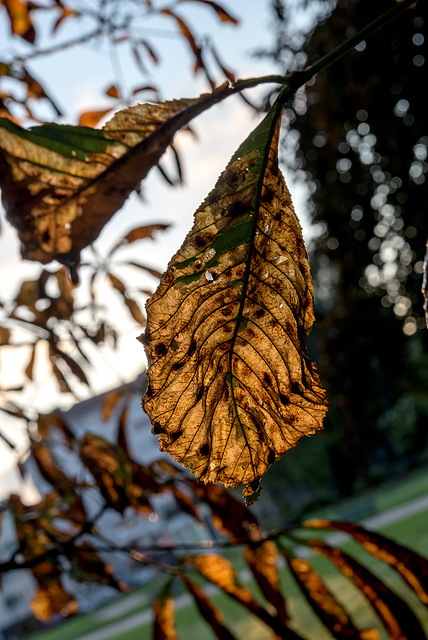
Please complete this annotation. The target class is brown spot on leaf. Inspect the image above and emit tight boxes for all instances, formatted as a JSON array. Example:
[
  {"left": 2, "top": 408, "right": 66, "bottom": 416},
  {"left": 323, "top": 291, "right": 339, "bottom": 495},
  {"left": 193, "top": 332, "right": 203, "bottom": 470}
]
[
  {"left": 267, "top": 450, "right": 276, "bottom": 465},
  {"left": 188, "top": 341, "right": 197, "bottom": 357},
  {"left": 279, "top": 393, "right": 288, "bottom": 405},
  {"left": 155, "top": 342, "right": 167, "bottom": 357},
  {"left": 263, "top": 373, "right": 273, "bottom": 386},
  {"left": 194, "top": 235, "right": 205, "bottom": 248},
  {"left": 255, "top": 308, "right": 265, "bottom": 319},
  {"left": 199, "top": 443, "right": 210, "bottom": 457},
  {"left": 152, "top": 422, "right": 164, "bottom": 435}
]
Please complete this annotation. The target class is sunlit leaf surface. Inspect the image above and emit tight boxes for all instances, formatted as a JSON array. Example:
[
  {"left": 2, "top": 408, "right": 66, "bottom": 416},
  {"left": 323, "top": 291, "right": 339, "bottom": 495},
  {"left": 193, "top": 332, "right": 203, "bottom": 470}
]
[
  {"left": 143, "top": 99, "right": 328, "bottom": 497},
  {"left": 0, "top": 86, "right": 234, "bottom": 265}
]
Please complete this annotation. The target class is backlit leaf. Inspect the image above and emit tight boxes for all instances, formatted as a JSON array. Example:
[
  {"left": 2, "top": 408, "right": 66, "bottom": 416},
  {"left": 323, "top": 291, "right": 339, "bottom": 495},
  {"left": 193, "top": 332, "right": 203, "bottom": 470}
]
[
  {"left": 78, "top": 108, "right": 111, "bottom": 127},
  {"left": 105, "top": 84, "right": 121, "bottom": 99},
  {"left": 0, "top": 83, "right": 236, "bottom": 265},
  {"left": 71, "top": 543, "right": 127, "bottom": 591},
  {"left": 181, "top": 574, "right": 238, "bottom": 640},
  {"left": 109, "top": 223, "right": 170, "bottom": 254},
  {"left": 244, "top": 541, "right": 288, "bottom": 624},
  {"left": 287, "top": 556, "right": 379, "bottom": 640},
  {"left": 142, "top": 97, "right": 328, "bottom": 497},
  {"left": 31, "top": 440, "right": 73, "bottom": 492},
  {"left": 186, "top": 480, "right": 259, "bottom": 538},
  {"left": 79, "top": 433, "right": 133, "bottom": 513},
  {"left": 185, "top": 553, "right": 305, "bottom": 639},
  {"left": 310, "top": 539, "right": 427, "bottom": 640},
  {"left": 179, "top": 0, "right": 239, "bottom": 24},
  {"left": 153, "top": 582, "right": 178, "bottom": 640},
  {"left": 31, "top": 570, "right": 77, "bottom": 621},
  {"left": 3, "top": 0, "right": 35, "bottom": 42},
  {"left": 305, "top": 519, "right": 428, "bottom": 605},
  {"left": 161, "top": 9, "right": 202, "bottom": 72},
  {"left": 102, "top": 389, "right": 125, "bottom": 422}
]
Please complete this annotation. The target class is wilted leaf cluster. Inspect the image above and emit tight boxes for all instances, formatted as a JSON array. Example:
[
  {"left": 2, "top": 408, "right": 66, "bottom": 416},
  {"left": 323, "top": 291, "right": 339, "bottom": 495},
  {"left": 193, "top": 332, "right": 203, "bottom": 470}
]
[{"left": 0, "top": 0, "right": 239, "bottom": 124}]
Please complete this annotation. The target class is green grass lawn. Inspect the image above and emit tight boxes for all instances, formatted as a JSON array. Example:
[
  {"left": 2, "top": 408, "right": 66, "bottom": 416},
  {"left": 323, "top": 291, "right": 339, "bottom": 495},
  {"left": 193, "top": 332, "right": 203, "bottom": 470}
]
[{"left": 28, "top": 464, "right": 428, "bottom": 640}]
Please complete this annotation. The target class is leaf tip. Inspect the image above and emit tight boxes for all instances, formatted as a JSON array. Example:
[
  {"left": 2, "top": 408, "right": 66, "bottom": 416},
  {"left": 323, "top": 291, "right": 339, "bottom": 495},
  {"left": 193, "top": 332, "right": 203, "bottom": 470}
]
[{"left": 243, "top": 481, "right": 263, "bottom": 506}]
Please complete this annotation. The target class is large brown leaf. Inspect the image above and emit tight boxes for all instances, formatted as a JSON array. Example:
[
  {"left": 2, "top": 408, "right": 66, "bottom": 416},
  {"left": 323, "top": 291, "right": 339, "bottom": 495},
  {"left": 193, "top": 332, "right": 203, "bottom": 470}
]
[
  {"left": 0, "top": 84, "right": 237, "bottom": 266},
  {"left": 142, "top": 97, "right": 328, "bottom": 498}
]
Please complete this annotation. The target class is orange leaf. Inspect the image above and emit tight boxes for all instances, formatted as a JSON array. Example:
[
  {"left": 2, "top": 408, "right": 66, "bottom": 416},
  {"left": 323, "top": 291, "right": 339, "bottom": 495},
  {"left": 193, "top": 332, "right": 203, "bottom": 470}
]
[
  {"left": 310, "top": 540, "right": 427, "bottom": 640},
  {"left": 109, "top": 223, "right": 169, "bottom": 253},
  {"left": 185, "top": 554, "right": 305, "bottom": 639},
  {"left": 305, "top": 519, "right": 428, "bottom": 605},
  {"left": 105, "top": 84, "right": 121, "bottom": 99},
  {"left": 181, "top": 575, "right": 237, "bottom": 639},
  {"left": 101, "top": 389, "right": 125, "bottom": 422},
  {"left": 153, "top": 587, "right": 178, "bottom": 640},
  {"left": 3, "top": 0, "right": 35, "bottom": 42},
  {"left": 161, "top": 8, "right": 203, "bottom": 72},
  {"left": 123, "top": 295, "right": 146, "bottom": 326},
  {"left": 287, "top": 556, "right": 378, "bottom": 640},
  {"left": 244, "top": 541, "right": 288, "bottom": 624},
  {"left": 179, "top": 0, "right": 238, "bottom": 24},
  {"left": 78, "top": 108, "right": 111, "bottom": 127},
  {"left": 52, "top": 4, "right": 77, "bottom": 34}
]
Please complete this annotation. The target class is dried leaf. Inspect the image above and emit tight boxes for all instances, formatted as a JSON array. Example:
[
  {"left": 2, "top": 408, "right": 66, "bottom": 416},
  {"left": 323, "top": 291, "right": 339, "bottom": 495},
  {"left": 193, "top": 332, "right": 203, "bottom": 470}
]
[
  {"left": 142, "top": 98, "right": 328, "bottom": 497},
  {"left": 179, "top": 0, "right": 239, "bottom": 24},
  {"left": 0, "top": 84, "right": 236, "bottom": 265},
  {"left": 127, "top": 261, "right": 163, "bottom": 279},
  {"left": 138, "top": 40, "right": 160, "bottom": 65},
  {"left": 0, "top": 327, "right": 10, "bottom": 345},
  {"left": 102, "top": 389, "right": 125, "bottom": 422},
  {"left": 31, "top": 569, "right": 77, "bottom": 621},
  {"left": 181, "top": 574, "right": 238, "bottom": 639},
  {"left": 105, "top": 84, "right": 121, "bottom": 99},
  {"left": 3, "top": 0, "right": 35, "bottom": 42},
  {"left": 79, "top": 433, "right": 133, "bottom": 513},
  {"left": 310, "top": 540, "right": 427, "bottom": 640},
  {"left": 170, "top": 485, "right": 203, "bottom": 523},
  {"left": 37, "top": 412, "right": 75, "bottom": 445},
  {"left": 109, "top": 223, "right": 170, "bottom": 254},
  {"left": 244, "top": 541, "right": 288, "bottom": 624},
  {"left": 185, "top": 554, "right": 305, "bottom": 639},
  {"left": 78, "top": 109, "right": 112, "bottom": 127},
  {"left": 52, "top": 3, "right": 77, "bottom": 34},
  {"left": 161, "top": 9, "right": 202, "bottom": 72},
  {"left": 124, "top": 295, "right": 146, "bottom": 326},
  {"left": 31, "top": 441, "right": 73, "bottom": 492},
  {"left": 305, "top": 519, "right": 428, "bottom": 605},
  {"left": 187, "top": 480, "right": 259, "bottom": 539},
  {"left": 287, "top": 556, "right": 378, "bottom": 640},
  {"left": 153, "top": 582, "right": 178, "bottom": 640},
  {"left": 49, "top": 343, "right": 89, "bottom": 386},
  {"left": 71, "top": 543, "right": 127, "bottom": 590}
]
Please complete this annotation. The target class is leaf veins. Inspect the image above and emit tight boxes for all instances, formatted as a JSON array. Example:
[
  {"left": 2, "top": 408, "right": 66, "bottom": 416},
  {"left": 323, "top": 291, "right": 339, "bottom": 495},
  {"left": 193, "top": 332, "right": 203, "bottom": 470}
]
[{"left": 142, "top": 98, "right": 328, "bottom": 497}]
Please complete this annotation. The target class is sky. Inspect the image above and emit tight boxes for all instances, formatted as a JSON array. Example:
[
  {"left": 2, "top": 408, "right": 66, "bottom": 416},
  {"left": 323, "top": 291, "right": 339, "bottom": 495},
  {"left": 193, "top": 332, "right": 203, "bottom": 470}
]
[{"left": 0, "top": 0, "right": 317, "bottom": 499}]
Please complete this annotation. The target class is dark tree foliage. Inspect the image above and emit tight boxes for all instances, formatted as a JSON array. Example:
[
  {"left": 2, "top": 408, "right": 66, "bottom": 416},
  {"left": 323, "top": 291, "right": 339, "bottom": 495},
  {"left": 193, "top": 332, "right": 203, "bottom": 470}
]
[{"left": 264, "top": 0, "right": 428, "bottom": 497}]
